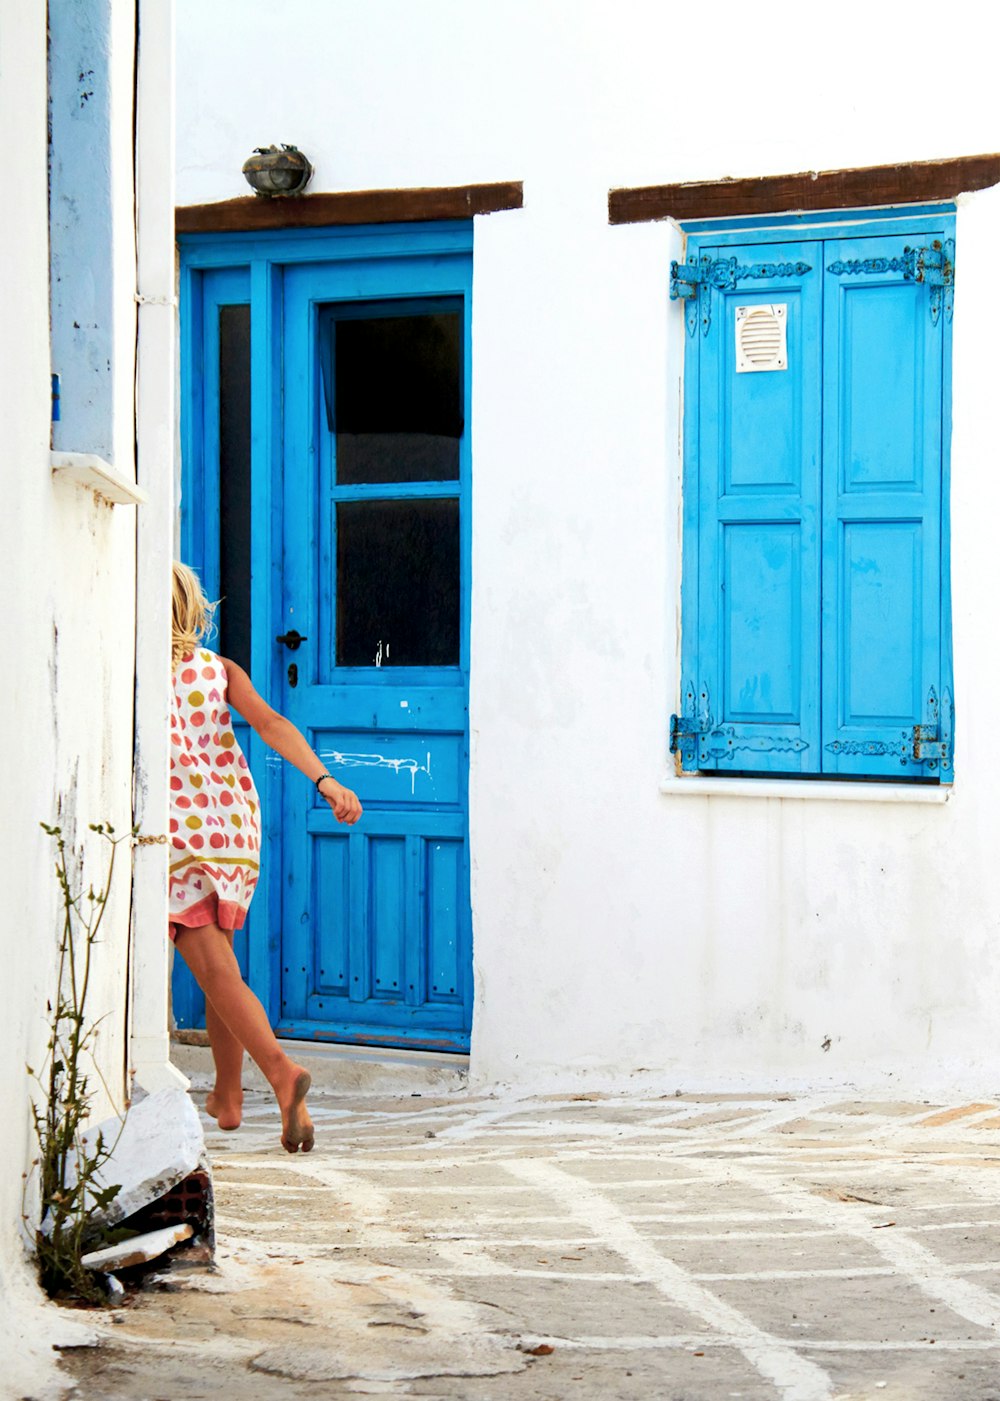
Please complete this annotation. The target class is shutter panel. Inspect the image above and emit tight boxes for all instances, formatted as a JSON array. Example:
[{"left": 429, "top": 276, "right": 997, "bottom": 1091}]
[
  {"left": 682, "top": 242, "right": 822, "bottom": 773},
  {"left": 821, "top": 232, "right": 950, "bottom": 779}
]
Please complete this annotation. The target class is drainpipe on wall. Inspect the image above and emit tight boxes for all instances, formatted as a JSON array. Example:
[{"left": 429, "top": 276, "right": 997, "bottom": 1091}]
[{"left": 130, "top": 0, "right": 187, "bottom": 1093}]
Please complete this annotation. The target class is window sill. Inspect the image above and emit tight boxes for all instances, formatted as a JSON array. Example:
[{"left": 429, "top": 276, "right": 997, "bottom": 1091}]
[
  {"left": 51, "top": 451, "right": 148, "bottom": 506},
  {"left": 659, "top": 773, "right": 952, "bottom": 805}
]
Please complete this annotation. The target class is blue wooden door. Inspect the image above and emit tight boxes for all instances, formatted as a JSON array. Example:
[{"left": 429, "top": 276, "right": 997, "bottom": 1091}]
[
  {"left": 276, "top": 255, "right": 473, "bottom": 1049},
  {"left": 677, "top": 218, "right": 953, "bottom": 781}
]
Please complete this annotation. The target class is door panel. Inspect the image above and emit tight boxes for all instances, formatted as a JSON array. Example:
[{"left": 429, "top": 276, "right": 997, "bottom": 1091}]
[
  {"left": 821, "top": 233, "right": 944, "bottom": 777},
  {"left": 173, "top": 267, "right": 252, "bottom": 1028},
  {"left": 840, "top": 283, "right": 924, "bottom": 491},
  {"left": 723, "top": 522, "right": 802, "bottom": 723},
  {"left": 693, "top": 242, "right": 822, "bottom": 773},
  {"left": 312, "top": 729, "right": 459, "bottom": 805}
]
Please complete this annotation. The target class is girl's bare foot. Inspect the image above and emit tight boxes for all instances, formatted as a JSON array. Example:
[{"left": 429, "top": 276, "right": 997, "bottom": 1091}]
[
  {"left": 276, "top": 1066, "right": 314, "bottom": 1153},
  {"left": 205, "top": 1089, "right": 243, "bottom": 1131}
]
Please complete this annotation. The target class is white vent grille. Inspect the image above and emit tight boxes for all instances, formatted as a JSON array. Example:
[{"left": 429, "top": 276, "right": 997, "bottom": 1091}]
[{"left": 735, "top": 304, "right": 787, "bottom": 373}]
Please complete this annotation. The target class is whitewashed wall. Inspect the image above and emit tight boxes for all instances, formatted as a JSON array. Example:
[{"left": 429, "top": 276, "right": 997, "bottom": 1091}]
[
  {"left": 176, "top": 0, "right": 1000, "bottom": 1094},
  {"left": 0, "top": 0, "right": 154, "bottom": 1381}
]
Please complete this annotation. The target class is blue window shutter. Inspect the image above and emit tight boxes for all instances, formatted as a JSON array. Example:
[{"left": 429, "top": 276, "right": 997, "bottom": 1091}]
[
  {"left": 680, "top": 243, "right": 822, "bottom": 773},
  {"left": 820, "top": 232, "right": 952, "bottom": 780}
]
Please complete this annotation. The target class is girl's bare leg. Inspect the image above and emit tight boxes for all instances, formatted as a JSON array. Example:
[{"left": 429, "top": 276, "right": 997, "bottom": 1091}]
[
  {"left": 175, "top": 923, "right": 313, "bottom": 1152},
  {"left": 205, "top": 989, "right": 244, "bottom": 1130}
]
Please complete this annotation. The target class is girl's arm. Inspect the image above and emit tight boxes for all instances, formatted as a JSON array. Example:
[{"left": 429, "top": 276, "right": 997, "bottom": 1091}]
[{"left": 220, "top": 656, "right": 363, "bottom": 826}]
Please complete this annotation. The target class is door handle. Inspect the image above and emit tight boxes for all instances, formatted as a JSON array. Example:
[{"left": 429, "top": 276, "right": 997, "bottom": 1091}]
[{"left": 275, "top": 629, "right": 308, "bottom": 650}]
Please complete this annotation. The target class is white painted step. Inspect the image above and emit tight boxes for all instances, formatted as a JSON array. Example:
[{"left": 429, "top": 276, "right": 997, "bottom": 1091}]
[{"left": 171, "top": 1037, "right": 468, "bottom": 1097}]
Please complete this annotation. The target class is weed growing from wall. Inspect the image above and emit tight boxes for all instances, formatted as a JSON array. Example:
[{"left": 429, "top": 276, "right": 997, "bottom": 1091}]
[{"left": 26, "top": 822, "right": 131, "bottom": 1304}]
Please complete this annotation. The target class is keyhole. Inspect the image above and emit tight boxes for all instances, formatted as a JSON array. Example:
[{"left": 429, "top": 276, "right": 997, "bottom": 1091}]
[{"left": 288, "top": 662, "right": 298, "bottom": 688}]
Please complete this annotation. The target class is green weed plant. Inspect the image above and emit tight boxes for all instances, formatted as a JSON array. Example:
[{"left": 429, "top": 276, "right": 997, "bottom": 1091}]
[{"left": 26, "top": 822, "right": 132, "bottom": 1304}]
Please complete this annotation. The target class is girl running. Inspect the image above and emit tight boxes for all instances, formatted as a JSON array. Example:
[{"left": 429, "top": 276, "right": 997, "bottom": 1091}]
[{"left": 169, "top": 561, "right": 362, "bottom": 1151}]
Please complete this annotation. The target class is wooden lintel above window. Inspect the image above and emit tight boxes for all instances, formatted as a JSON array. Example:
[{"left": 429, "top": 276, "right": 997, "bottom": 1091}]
[
  {"left": 608, "top": 154, "right": 1000, "bottom": 225},
  {"left": 176, "top": 181, "right": 523, "bottom": 234}
]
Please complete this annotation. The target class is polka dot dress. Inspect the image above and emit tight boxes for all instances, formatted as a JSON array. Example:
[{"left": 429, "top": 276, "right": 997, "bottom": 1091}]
[{"left": 168, "top": 649, "right": 261, "bottom": 939}]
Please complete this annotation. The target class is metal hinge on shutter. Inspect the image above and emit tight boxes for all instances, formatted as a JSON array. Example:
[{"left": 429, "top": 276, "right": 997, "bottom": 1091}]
[
  {"left": 910, "top": 686, "right": 954, "bottom": 773},
  {"left": 824, "top": 687, "right": 954, "bottom": 774},
  {"left": 669, "top": 681, "right": 810, "bottom": 767},
  {"left": 669, "top": 681, "right": 712, "bottom": 766},
  {"left": 669, "top": 256, "right": 812, "bottom": 337},
  {"left": 825, "top": 238, "right": 955, "bottom": 325}
]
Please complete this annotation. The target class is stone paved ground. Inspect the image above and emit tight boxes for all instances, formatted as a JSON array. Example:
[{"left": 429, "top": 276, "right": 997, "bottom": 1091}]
[{"left": 59, "top": 1091, "right": 1000, "bottom": 1400}]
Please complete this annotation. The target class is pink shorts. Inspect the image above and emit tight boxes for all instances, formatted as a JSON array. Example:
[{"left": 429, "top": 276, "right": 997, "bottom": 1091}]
[{"left": 169, "top": 894, "right": 248, "bottom": 943}]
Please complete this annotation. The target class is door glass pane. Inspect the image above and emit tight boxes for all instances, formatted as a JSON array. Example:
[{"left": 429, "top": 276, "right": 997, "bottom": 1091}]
[
  {"left": 218, "top": 303, "right": 251, "bottom": 670},
  {"left": 336, "top": 499, "right": 459, "bottom": 667},
  {"left": 320, "top": 308, "right": 461, "bottom": 484}
]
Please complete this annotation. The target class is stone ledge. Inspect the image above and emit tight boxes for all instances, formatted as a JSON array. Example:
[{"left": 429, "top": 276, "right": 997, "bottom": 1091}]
[{"left": 51, "top": 451, "right": 148, "bottom": 505}]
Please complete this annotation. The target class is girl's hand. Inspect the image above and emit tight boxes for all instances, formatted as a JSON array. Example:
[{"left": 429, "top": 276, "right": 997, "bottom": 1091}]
[{"left": 318, "top": 776, "right": 363, "bottom": 825}]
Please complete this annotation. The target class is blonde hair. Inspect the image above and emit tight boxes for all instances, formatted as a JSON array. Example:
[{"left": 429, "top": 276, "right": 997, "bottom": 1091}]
[{"left": 171, "top": 561, "right": 216, "bottom": 668}]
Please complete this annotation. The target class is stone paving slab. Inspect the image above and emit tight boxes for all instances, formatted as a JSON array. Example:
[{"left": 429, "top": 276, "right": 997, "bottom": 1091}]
[{"left": 58, "top": 1091, "right": 1000, "bottom": 1400}]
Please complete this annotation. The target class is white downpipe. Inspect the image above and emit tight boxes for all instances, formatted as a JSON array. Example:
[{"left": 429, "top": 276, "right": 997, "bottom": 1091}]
[{"left": 131, "top": 0, "right": 187, "bottom": 1092}]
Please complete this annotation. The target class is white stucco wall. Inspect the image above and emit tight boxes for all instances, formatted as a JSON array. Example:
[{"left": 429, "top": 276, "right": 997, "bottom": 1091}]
[
  {"left": 0, "top": 0, "right": 157, "bottom": 1382},
  {"left": 175, "top": 0, "right": 1000, "bottom": 1094}
]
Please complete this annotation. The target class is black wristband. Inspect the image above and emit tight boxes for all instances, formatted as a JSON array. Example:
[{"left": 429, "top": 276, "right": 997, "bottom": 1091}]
[{"left": 315, "top": 773, "right": 333, "bottom": 791}]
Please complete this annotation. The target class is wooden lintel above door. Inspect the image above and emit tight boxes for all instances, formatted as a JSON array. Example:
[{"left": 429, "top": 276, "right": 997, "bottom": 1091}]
[
  {"left": 176, "top": 181, "right": 523, "bottom": 234},
  {"left": 608, "top": 153, "right": 1000, "bottom": 225}
]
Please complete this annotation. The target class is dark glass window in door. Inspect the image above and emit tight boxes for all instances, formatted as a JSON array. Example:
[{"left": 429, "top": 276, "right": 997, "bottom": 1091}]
[
  {"left": 321, "top": 299, "right": 464, "bottom": 670},
  {"left": 218, "top": 304, "right": 252, "bottom": 670},
  {"left": 336, "top": 499, "right": 459, "bottom": 667},
  {"left": 320, "top": 307, "right": 462, "bottom": 484}
]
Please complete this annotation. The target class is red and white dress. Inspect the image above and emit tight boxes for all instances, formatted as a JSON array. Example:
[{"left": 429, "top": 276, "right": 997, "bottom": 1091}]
[{"left": 168, "top": 649, "right": 261, "bottom": 940}]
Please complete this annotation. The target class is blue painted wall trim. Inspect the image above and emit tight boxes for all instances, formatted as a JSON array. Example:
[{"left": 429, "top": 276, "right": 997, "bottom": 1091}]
[
  {"left": 177, "top": 221, "right": 473, "bottom": 269},
  {"left": 681, "top": 203, "right": 957, "bottom": 235},
  {"left": 49, "top": 0, "right": 122, "bottom": 461}
]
